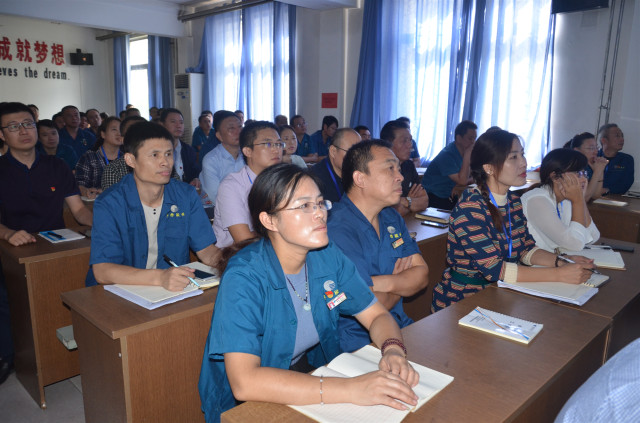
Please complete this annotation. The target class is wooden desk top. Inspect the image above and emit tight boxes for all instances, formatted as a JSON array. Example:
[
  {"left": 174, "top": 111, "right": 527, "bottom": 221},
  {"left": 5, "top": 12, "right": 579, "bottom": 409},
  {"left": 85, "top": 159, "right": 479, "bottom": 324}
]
[
  {"left": 222, "top": 288, "right": 610, "bottom": 423},
  {"left": 589, "top": 194, "right": 640, "bottom": 213},
  {"left": 61, "top": 285, "right": 218, "bottom": 340},
  {"left": 0, "top": 227, "right": 91, "bottom": 264},
  {"left": 404, "top": 215, "right": 448, "bottom": 245}
]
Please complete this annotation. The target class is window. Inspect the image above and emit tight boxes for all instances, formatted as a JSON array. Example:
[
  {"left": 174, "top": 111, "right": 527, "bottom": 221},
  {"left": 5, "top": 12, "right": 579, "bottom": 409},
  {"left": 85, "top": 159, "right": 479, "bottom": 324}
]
[{"left": 129, "top": 37, "right": 149, "bottom": 117}]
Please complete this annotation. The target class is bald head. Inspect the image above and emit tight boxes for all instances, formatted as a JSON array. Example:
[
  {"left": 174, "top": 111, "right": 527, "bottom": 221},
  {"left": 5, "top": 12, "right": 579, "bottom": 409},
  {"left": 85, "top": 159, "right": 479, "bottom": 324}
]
[{"left": 329, "top": 128, "right": 361, "bottom": 177}]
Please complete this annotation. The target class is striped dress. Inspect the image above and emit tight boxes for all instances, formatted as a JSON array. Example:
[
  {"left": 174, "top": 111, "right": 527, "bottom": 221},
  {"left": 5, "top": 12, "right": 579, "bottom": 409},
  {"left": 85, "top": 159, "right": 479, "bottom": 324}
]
[{"left": 431, "top": 187, "right": 536, "bottom": 312}]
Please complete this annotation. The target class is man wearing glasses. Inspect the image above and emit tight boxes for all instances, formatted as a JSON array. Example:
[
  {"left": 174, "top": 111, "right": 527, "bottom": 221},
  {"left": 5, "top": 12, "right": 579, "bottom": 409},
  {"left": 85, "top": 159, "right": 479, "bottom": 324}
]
[
  {"left": 0, "top": 102, "right": 92, "bottom": 385},
  {"left": 213, "top": 121, "right": 284, "bottom": 248},
  {"left": 309, "top": 128, "right": 361, "bottom": 203}
]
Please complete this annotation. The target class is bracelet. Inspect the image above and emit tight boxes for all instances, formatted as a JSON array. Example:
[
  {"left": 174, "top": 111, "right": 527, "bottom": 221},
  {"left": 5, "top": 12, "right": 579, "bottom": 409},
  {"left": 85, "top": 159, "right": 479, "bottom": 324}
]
[
  {"left": 380, "top": 338, "right": 407, "bottom": 358},
  {"left": 319, "top": 375, "right": 324, "bottom": 406}
]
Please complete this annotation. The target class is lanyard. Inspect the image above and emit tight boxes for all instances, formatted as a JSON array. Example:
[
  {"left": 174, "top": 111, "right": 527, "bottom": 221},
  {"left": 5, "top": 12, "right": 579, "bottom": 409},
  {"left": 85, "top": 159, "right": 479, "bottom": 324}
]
[
  {"left": 247, "top": 169, "right": 253, "bottom": 185},
  {"left": 101, "top": 146, "right": 120, "bottom": 165},
  {"left": 488, "top": 189, "right": 512, "bottom": 259},
  {"left": 325, "top": 160, "right": 342, "bottom": 200},
  {"left": 556, "top": 201, "right": 563, "bottom": 220}
]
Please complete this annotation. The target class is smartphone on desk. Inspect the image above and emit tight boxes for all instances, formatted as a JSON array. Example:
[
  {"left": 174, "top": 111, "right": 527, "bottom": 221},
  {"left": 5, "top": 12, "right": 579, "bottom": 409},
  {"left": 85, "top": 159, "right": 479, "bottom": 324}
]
[
  {"left": 421, "top": 221, "right": 448, "bottom": 229},
  {"left": 193, "top": 269, "right": 216, "bottom": 279}
]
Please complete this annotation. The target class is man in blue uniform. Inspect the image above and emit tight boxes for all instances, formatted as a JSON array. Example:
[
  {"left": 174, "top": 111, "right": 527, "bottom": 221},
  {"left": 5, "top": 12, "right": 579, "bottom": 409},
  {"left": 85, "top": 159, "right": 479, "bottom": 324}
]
[
  {"left": 58, "top": 105, "right": 97, "bottom": 158},
  {"left": 598, "top": 123, "right": 634, "bottom": 195},
  {"left": 88, "top": 122, "right": 220, "bottom": 290},
  {"left": 309, "top": 115, "right": 338, "bottom": 159},
  {"left": 422, "top": 120, "right": 477, "bottom": 210},
  {"left": 327, "top": 140, "right": 429, "bottom": 352}
]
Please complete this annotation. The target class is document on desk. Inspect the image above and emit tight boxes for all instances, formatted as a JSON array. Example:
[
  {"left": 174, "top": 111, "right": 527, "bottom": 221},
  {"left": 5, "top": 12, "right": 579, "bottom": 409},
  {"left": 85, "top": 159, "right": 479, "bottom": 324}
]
[
  {"left": 38, "top": 229, "right": 85, "bottom": 243},
  {"left": 459, "top": 307, "right": 543, "bottom": 344},
  {"left": 415, "top": 207, "right": 450, "bottom": 224},
  {"left": 561, "top": 248, "right": 625, "bottom": 270},
  {"left": 104, "top": 284, "right": 202, "bottom": 310},
  {"left": 592, "top": 198, "right": 628, "bottom": 207},
  {"left": 288, "top": 345, "right": 454, "bottom": 423},
  {"left": 497, "top": 277, "right": 602, "bottom": 306}
]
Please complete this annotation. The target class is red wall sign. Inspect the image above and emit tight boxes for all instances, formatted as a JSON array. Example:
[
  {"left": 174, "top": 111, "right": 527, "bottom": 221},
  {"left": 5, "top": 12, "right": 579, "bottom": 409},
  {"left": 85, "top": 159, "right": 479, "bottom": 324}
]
[{"left": 322, "top": 93, "right": 338, "bottom": 109}]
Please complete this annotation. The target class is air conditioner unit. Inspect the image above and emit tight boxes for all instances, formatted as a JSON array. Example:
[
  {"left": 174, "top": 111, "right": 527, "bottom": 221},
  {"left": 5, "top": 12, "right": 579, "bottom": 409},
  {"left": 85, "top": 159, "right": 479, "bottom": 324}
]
[{"left": 174, "top": 73, "right": 204, "bottom": 145}]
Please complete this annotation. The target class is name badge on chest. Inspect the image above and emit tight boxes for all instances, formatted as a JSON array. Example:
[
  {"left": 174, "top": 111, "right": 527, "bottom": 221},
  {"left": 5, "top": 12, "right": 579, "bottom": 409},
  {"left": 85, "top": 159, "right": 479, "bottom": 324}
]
[{"left": 326, "top": 292, "right": 347, "bottom": 310}]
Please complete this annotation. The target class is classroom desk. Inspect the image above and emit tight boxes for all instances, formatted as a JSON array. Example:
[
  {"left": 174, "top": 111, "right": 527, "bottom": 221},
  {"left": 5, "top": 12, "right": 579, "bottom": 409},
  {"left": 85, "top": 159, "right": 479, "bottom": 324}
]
[
  {"left": 221, "top": 287, "right": 610, "bottom": 423},
  {"left": 510, "top": 237, "right": 640, "bottom": 359},
  {"left": 61, "top": 285, "right": 217, "bottom": 423},
  {"left": 0, "top": 232, "right": 91, "bottom": 408},
  {"left": 402, "top": 215, "right": 448, "bottom": 321},
  {"left": 588, "top": 195, "right": 640, "bottom": 242}
]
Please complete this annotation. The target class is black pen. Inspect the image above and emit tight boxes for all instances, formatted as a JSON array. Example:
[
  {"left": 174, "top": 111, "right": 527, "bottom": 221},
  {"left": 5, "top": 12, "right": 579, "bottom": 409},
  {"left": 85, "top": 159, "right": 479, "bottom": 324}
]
[
  {"left": 47, "top": 231, "right": 64, "bottom": 240},
  {"left": 557, "top": 255, "right": 601, "bottom": 275},
  {"left": 163, "top": 254, "right": 201, "bottom": 288}
]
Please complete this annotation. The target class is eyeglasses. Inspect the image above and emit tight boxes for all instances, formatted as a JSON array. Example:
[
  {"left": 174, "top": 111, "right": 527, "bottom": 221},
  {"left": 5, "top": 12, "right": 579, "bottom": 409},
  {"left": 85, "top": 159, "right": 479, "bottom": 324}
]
[
  {"left": 294, "top": 122, "right": 306, "bottom": 128},
  {"left": 254, "top": 142, "right": 285, "bottom": 149},
  {"left": 332, "top": 145, "right": 348, "bottom": 153},
  {"left": 283, "top": 200, "right": 332, "bottom": 213},
  {"left": 576, "top": 170, "right": 589, "bottom": 178},
  {"left": 1, "top": 120, "right": 37, "bottom": 132}
]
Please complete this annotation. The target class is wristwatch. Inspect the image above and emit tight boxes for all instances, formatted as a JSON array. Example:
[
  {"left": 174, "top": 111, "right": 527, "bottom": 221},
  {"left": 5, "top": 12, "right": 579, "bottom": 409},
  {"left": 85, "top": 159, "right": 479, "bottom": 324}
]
[{"left": 406, "top": 196, "right": 412, "bottom": 209}]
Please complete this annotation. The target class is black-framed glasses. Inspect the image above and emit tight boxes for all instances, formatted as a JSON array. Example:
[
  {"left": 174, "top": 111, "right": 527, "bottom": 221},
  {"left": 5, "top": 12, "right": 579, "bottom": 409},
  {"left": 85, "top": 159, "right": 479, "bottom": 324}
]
[
  {"left": 253, "top": 142, "right": 285, "bottom": 149},
  {"left": 283, "top": 200, "right": 332, "bottom": 213},
  {"left": 1, "top": 120, "right": 37, "bottom": 132},
  {"left": 333, "top": 145, "right": 348, "bottom": 153}
]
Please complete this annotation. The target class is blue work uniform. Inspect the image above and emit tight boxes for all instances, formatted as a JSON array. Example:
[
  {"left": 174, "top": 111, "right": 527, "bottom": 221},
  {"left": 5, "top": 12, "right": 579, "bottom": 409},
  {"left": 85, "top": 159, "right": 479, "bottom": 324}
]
[
  {"left": 598, "top": 149, "right": 635, "bottom": 194},
  {"left": 198, "top": 239, "right": 375, "bottom": 423},
  {"left": 86, "top": 173, "right": 216, "bottom": 286},
  {"left": 422, "top": 142, "right": 462, "bottom": 199},
  {"left": 309, "top": 158, "right": 344, "bottom": 203},
  {"left": 58, "top": 127, "right": 96, "bottom": 158},
  {"left": 327, "top": 195, "right": 418, "bottom": 352},
  {"left": 310, "top": 130, "right": 331, "bottom": 157},
  {"left": 295, "top": 133, "right": 316, "bottom": 157}
]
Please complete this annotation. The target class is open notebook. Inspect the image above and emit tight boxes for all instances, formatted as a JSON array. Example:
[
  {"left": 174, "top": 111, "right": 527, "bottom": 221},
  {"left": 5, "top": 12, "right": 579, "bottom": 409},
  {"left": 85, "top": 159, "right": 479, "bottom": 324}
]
[
  {"left": 38, "top": 229, "right": 85, "bottom": 243},
  {"left": 561, "top": 248, "right": 625, "bottom": 270},
  {"left": 497, "top": 271, "right": 608, "bottom": 306},
  {"left": 289, "top": 345, "right": 454, "bottom": 423}
]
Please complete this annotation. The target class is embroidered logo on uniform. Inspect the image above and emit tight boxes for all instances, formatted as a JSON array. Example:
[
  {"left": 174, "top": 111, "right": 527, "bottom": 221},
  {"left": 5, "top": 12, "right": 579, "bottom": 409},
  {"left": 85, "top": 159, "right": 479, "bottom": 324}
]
[
  {"left": 50, "top": 186, "right": 56, "bottom": 191},
  {"left": 171, "top": 205, "right": 179, "bottom": 213},
  {"left": 387, "top": 226, "right": 396, "bottom": 234}
]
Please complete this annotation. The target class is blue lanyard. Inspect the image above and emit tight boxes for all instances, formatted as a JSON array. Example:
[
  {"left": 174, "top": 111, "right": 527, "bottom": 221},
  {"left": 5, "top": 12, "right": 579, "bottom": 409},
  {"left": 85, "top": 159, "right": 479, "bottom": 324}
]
[
  {"left": 101, "top": 146, "right": 120, "bottom": 165},
  {"left": 488, "top": 189, "right": 512, "bottom": 259},
  {"left": 325, "top": 160, "right": 342, "bottom": 200},
  {"left": 556, "top": 201, "right": 563, "bottom": 220},
  {"left": 247, "top": 168, "right": 253, "bottom": 185}
]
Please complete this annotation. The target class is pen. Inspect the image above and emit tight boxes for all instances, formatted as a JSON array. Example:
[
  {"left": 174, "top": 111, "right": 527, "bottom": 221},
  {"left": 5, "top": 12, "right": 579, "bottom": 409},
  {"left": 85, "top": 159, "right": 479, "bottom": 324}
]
[
  {"left": 47, "top": 231, "right": 64, "bottom": 240},
  {"left": 557, "top": 255, "right": 601, "bottom": 275},
  {"left": 162, "top": 254, "right": 201, "bottom": 288}
]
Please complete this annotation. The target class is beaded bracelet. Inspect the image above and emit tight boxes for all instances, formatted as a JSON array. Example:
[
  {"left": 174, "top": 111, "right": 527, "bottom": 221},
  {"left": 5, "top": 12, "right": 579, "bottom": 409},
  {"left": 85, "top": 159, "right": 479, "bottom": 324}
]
[{"left": 380, "top": 338, "right": 407, "bottom": 358}]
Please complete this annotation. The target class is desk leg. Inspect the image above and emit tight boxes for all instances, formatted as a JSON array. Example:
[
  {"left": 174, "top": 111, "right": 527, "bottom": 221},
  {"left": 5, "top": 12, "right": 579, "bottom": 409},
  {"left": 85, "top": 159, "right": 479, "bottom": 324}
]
[{"left": 72, "top": 309, "right": 127, "bottom": 423}]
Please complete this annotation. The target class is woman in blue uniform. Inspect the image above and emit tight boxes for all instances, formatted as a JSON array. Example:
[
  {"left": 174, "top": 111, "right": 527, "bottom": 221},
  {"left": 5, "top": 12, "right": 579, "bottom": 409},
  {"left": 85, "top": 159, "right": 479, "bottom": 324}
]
[{"left": 199, "top": 163, "right": 419, "bottom": 423}]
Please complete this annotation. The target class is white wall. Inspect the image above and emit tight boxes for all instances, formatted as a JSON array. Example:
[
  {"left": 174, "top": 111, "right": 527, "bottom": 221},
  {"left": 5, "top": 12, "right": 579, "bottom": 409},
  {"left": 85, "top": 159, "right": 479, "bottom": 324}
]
[
  {"left": 295, "top": 5, "right": 363, "bottom": 133},
  {"left": 551, "top": 0, "right": 639, "bottom": 189},
  {"left": 0, "top": 14, "right": 115, "bottom": 119}
]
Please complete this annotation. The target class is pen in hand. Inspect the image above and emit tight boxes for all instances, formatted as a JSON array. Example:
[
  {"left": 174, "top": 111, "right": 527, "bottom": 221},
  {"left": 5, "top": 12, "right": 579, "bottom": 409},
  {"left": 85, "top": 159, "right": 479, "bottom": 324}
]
[
  {"left": 162, "top": 254, "right": 201, "bottom": 288},
  {"left": 557, "top": 255, "right": 601, "bottom": 275}
]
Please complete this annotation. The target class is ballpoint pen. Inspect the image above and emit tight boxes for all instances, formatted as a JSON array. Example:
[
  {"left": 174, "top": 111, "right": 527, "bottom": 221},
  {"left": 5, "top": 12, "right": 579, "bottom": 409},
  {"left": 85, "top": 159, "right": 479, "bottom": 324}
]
[
  {"left": 162, "top": 254, "right": 201, "bottom": 288},
  {"left": 556, "top": 255, "right": 601, "bottom": 275}
]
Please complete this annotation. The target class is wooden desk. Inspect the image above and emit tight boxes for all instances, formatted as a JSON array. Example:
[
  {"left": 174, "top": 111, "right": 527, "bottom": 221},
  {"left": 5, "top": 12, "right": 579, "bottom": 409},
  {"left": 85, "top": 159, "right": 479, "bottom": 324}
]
[
  {"left": 62, "top": 286, "right": 217, "bottom": 423},
  {"left": 0, "top": 233, "right": 91, "bottom": 408},
  {"left": 588, "top": 195, "right": 640, "bottom": 242},
  {"left": 403, "top": 215, "right": 448, "bottom": 321},
  {"left": 222, "top": 288, "right": 610, "bottom": 423}
]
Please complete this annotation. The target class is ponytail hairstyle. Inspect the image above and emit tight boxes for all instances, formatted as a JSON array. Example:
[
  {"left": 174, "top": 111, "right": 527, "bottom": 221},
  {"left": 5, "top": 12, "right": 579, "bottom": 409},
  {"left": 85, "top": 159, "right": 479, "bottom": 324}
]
[
  {"left": 92, "top": 116, "right": 121, "bottom": 151},
  {"left": 470, "top": 129, "right": 521, "bottom": 229},
  {"left": 564, "top": 132, "right": 596, "bottom": 150},
  {"left": 216, "top": 163, "right": 321, "bottom": 273}
]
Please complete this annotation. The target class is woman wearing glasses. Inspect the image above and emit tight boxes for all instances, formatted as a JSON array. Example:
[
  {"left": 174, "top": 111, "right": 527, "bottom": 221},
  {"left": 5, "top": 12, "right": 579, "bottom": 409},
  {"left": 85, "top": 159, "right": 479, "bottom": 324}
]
[
  {"left": 564, "top": 132, "right": 609, "bottom": 201},
  {"left": 521, "top": 148, "right": 600, "bottom": 252},
  {"left": 199, "top": 163, "right": 419, "bottom": 423},
  {"left": 432, "top": 131, "right": 595, "bottom": 312}
]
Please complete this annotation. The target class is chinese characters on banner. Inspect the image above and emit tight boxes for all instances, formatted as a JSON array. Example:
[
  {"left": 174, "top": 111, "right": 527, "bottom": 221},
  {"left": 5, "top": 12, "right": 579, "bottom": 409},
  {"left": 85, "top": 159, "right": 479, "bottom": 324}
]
[{"left": 0, "top": 36, "right": 68, "bottom": 80}]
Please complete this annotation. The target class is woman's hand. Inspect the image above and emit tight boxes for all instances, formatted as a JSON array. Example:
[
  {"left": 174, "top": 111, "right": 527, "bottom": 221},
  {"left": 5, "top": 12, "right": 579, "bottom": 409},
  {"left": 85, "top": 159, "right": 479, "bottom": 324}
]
[
  {"left": 347, "top": 369, "right": 418, "bottom": 410},
  {"left": 565, "top": 255, "right": 595, "bottom": 265},
  {"left": 591, "top": 157, "right": 608, "bottom": 175},
  {"left": 379, "top": 348, "right": 420, "bottom": 387},
  {"left": 557, "top": 173, "right": 584, "bottom": 204},
  {"left": 555, "top": 262, "right": 594, "bottom": 284}
]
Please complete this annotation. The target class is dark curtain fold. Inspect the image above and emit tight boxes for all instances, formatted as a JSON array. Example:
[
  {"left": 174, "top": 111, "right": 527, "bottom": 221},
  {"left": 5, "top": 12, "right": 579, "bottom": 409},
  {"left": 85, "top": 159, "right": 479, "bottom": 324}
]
[
  {"left": 148, "top": 35, "right": 174, "bottom": 109},
  {"left": 113, "top": 35, "right": 130, "bottom": 114}
]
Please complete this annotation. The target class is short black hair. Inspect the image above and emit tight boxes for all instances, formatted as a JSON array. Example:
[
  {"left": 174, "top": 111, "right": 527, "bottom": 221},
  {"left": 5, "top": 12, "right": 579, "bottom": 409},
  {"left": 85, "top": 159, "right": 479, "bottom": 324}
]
[
  {"left": 0, "top": 102, "right": 35, "bottom": 123},
  {"left": 455, "top": 120, "right": 478, "bottom": 138},
  {"left": 291, "top": 114, "right": 304, "bottom": 124},
  {"left": 240, "top": 120, "right": 279, "bottom": 151},
  {"left": 234, "top": 110, "right": 244, "bottom": 115},
  {"left": 160, "top": 108, "right": 183, "bottom": 123},
  {"left": 27, "top": 104, "right": 39, "bottom": 110},
  {"left": 396, "top": 116, "right": 410, "bottom": 124},
  {"left": 539, "top": 148, "right": 588, "bottom": 188},
  {"left": 213, "top": 110, "right": 239, "bottom": 132},
  {"left": 124, "top": 121, "right": 173, "bottom": 157},
  {"left": 86, "top": 108, "right": 99, "bottom": 115},
  {"left": 37, "top": 119, "right": 57, "bottom": 132},
  {"left": 61, "top": 105, "right": 79, "bottom": 114},
  {"left": 379, "top": 120, "right": 409, "bottom": 143},
  {"left": 119, "top": 116, "right": 146, "bottom": 136},
  {"left": 322, "top": 115, "right": 338, "bottom": 129},
  {"left": 564, "top": 132, "right": 595, "bottom": 149},
  {"left": 354, "top": 125, "right": 370, "bottom": 134},
  {"left": 342, "top": 139, "right": 392, "bottom": 193}
]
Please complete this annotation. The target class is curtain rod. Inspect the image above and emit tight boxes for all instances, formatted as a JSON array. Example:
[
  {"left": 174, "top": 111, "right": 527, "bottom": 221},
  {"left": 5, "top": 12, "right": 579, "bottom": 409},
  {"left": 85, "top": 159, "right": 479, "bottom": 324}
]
[{"left": 179, "top": 0, "right": 273, "bottom": 22}]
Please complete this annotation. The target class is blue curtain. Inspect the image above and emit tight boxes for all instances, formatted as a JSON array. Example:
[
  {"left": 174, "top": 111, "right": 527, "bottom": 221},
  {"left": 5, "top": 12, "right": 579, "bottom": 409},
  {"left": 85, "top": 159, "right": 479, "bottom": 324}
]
[
  {"left": 113, "top": 35, "right": 130, "bottom": 114},
  {"left": 351, "top": 0, "right": 554, "bottom": 165},
  {"left": 188, "top": 2, "right": 295, "bottom": 119},
  {"left": 148, "top": 35, "right": 173, "bottom": 109}
]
